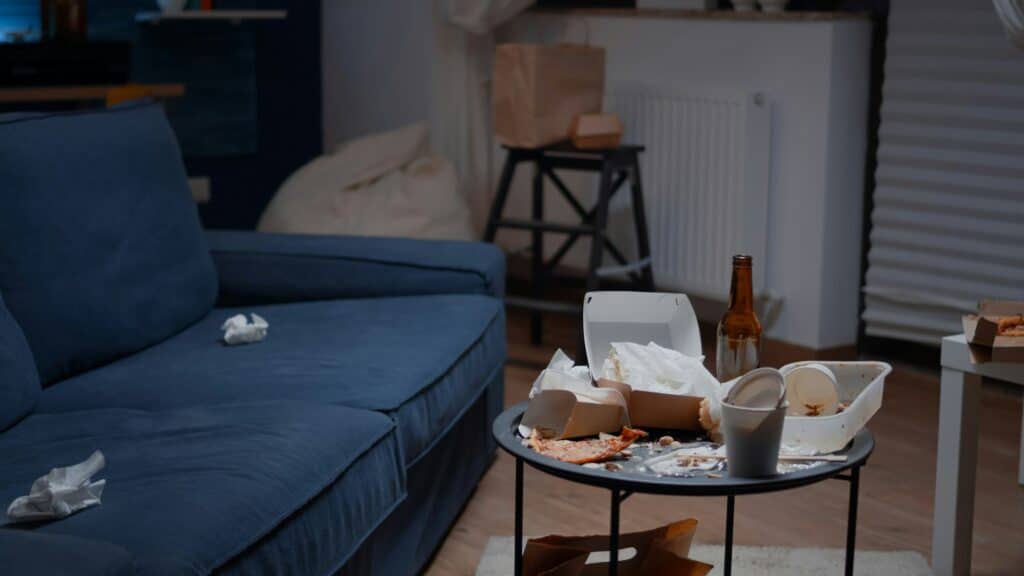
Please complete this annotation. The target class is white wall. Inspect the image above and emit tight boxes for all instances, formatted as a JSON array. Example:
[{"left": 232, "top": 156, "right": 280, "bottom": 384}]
[
  {"left": 321, "top": 0, "right": 435, "bottom": 150},
  {"left": 501, "top": 14, "right": 872, "bottom": 349}
]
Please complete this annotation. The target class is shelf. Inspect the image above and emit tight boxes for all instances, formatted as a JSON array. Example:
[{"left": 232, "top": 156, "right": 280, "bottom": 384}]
[
  {"left": 528, "top": 7, "right": 869, "bottom": 22},
  {"left": 136, "top": 10, "right": 287, "bottom": 24},
  {"left": 0, "top": 83, "right": 184, "bottom": 104}
]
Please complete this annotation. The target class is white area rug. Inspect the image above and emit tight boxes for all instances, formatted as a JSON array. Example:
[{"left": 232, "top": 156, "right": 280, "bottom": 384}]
[{"left": 475, "top": 537, "right": 933, "bottom": 576}]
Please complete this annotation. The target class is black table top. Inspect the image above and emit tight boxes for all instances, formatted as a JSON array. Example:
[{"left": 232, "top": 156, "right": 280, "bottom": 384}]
[{"left": 493, "top": 402, "right": 873, "bottom": 497}]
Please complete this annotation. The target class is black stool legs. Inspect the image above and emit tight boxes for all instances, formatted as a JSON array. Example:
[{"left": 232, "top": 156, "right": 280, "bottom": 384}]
[{"left": 484, "top": 144, "right": 655, "bottom": 353}]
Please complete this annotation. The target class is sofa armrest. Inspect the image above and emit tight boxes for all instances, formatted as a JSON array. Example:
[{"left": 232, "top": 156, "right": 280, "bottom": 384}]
[{"left": 206, "top": 230, "right": 505, "bottom": 305}]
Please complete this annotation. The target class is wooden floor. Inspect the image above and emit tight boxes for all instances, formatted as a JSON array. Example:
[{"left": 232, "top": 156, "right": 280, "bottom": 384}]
[{"left": 424, "top": 310, "right": 1024, "bottom": 576}]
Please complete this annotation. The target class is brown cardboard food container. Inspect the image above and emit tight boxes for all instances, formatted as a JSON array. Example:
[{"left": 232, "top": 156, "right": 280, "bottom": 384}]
[
  {"left": 596, "top": 379, "right": 703, "bottom": 431},
  {"left": 584, "top": 292, "right": 709, "bottom": 431},
  {"left": 569, "top": 113, "right": 622, "bottom": 150},
  {"left": 522, "top": 518, "right": 713, "bottom": 576},
  {"left": 521, "top": 388, "right": 629, "bottom": 440},
  {"left": 493, "top": 43, "right": 605, "bottom": 149},
  {"left": 962, "top": 300, "right": 1024, "bottom": 364}
]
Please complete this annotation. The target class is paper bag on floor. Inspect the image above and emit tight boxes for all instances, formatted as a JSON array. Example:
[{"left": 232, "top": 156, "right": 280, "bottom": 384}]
[{"left": 522, "top": 519, "right": 713, "bottom": 576}]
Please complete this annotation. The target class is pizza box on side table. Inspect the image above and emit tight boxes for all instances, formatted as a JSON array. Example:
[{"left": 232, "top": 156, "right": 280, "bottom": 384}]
[{"left": 962, "top": 300, "right": 1024, "bottom": 364}]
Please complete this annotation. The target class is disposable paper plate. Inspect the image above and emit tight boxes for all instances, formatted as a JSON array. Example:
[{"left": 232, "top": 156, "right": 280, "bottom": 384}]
[{"left": 583, "top": 291, "right": 702, "bottom": 374}]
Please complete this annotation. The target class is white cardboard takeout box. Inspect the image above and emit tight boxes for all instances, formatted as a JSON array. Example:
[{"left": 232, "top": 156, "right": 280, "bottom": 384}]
[{"left": 522, "top": 291, "right": 707, "bottom": 438}]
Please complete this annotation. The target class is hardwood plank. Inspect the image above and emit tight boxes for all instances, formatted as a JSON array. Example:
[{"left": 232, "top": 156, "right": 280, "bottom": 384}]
[{"left": 425, "top": 309, "right": 1024, "bottom": 576}]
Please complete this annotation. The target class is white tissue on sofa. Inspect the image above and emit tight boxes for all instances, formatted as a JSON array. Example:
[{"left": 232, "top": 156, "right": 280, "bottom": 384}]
[
  {"left": 7, "top": 451, "right": 106, "bottom": 523},
  {"left": 221, "top": 313, "right": 269, "bottom": 345}
]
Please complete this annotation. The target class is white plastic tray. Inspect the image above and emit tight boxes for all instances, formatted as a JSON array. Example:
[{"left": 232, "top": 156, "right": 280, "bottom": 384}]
[{"left": 779, "top": 361, "right": 892, "bottom": 453}]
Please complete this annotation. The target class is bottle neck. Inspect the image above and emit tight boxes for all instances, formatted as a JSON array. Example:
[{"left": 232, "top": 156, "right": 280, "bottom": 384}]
[{"left": 728, "top": 264, "right": 754, "bottom": 314}]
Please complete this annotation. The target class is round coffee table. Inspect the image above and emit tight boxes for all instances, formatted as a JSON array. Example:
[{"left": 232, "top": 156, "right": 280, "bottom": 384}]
[{"left": 493, "top": 402, "right": 874, "bottom": 576}]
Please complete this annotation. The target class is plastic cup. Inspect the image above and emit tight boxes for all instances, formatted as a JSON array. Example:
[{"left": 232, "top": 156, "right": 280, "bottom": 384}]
[{"left": 721, "top": 368, "right": 787, "bottom": 477}]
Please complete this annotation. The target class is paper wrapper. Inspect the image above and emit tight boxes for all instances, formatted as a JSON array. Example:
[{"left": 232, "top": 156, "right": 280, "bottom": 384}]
[
  {"left": 522, "top": 518, "right": 713, "bottom": 576},
  {"left": 493, "top": 43, "right": 605, "bottom": 148}
]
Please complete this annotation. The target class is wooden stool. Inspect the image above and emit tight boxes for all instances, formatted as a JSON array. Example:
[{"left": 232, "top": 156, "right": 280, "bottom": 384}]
[{"left": 484, "top": 142, "right": 655, "bottom": 352}]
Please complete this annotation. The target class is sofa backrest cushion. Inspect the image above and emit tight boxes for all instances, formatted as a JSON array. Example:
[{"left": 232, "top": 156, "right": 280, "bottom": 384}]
[
  {"left": 0, "top": 293, "right": 39, "bottom": 431},
  {"left": 0, "top": 103, "right": 218, "bottom": 385}
]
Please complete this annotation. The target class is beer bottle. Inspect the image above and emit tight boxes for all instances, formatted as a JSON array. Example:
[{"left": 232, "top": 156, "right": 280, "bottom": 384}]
[{"left": 716, "top": 255, "right": 762, "bottom": 381}]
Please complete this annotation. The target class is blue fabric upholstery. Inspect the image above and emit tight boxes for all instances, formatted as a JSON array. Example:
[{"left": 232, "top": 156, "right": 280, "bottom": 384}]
[
  {"left": 39, "top": 295, "right": 505, "bottom": 466},
  {"left": 0, "top": 403, "right": 404, "bottom": 576},
  {"left": 0, "top": 294, "right": 38, "bottom": 432},
  {"left": 339, "top": 369, "right": 504, "bottom": 576},
  {"left": 0, "top": 103, "right": 218, "bottom": 385},
  {"left": 206, "top": 230, "right": 505, "bottom": 304},
  {"left": 0, "top": 530, "right": 135, "bottom": 576}
]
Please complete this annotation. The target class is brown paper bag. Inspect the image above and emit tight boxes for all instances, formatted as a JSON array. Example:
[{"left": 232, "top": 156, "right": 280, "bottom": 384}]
[
  {"left": 493, "top": 43, "right": 605, "bottom": 149},
  {"left": 522, "top": 519, "right": 713, "bottom": 576}
]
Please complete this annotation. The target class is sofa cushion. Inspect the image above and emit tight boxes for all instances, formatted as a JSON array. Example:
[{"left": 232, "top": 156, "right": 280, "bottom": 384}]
[
  {"left": 0, "top": 103, "right": 218, "bottom": 385},
  {"left": 0, "top": 530, "right": 135, "bottom": 576},
  {"left": 0, "top": 294, "right": 39, "bottom": 432},
  {"left": 39, "top": 294, "right": 506, "bottom": 465},
  {"left": 0, "top": 403, "right": 404, "bottom": 576}
]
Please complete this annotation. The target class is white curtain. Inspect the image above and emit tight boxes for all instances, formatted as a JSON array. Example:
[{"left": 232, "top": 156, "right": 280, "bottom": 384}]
[
  {"left": 447, "top": 0, "right": 534, "bottom": 35},
  {"left": 994, "top": 0, "right": 1024, "bottom": 47},
  {"left": 431, "top": 0, "right": 534, "bottom": 234}
]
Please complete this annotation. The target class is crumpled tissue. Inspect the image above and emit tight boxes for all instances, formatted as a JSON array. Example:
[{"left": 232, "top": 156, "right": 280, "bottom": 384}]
[
  {"left": 7, "top": 451, "right": 106, "bottom": 523},
  {"left": 221, "top": 313, "right": 269, "bottom": 345},
  {"left": 600, "top": 341, "right": 719, "bottom": 397}
]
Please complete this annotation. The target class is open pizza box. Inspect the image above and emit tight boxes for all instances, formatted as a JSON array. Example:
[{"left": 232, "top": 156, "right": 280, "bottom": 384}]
[
  {"left": 962, "top": 300, "right": 1024, "bottom": 364},
  {"left": 521, "top": 292, "right": 705, "bottom": 439}
]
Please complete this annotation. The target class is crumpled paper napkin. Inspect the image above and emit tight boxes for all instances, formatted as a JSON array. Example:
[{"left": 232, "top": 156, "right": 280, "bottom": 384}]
[
  {"left": 601, "top": 341, "right": 719, "bottom": 397},
  {"left": 221, "top": 313, "right": 269, "bottom": 345},
  {"left": 7, "top": 451, "right": 106, "bottom": 523}
]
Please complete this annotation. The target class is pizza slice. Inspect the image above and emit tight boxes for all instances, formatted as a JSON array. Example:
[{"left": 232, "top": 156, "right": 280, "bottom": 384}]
[{"left": 527, "top": 427, "right": 648, "bottom": 465}]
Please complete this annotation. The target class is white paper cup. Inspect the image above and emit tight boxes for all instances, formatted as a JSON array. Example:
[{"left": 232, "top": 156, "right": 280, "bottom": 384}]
[
  {"left": 721, "top": 368, "right": 787, "bottom": 477},
  {"left": 782, "top": 363, "right": 839, "bottom": 417},
  {"left": 721, "top": 402, "right": 787, "bottom": 477}
]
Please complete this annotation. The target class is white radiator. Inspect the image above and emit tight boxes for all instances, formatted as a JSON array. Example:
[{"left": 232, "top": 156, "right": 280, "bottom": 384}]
[{"left": 608, "top": 83, "right": 772, "bottom": 301}]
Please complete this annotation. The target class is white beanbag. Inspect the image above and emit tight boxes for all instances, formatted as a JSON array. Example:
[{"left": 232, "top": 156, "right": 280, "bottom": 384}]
[{"left": 258, "top": 123, "right": 475, "bottom": 241}]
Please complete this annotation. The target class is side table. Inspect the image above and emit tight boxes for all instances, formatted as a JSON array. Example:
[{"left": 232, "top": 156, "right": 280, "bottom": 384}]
[
  {"left": 494, "top": 403, "right": 874, "bottom": 576},
  {"left": 932, "top": 334, "right": 1024, "bottom": 576}
]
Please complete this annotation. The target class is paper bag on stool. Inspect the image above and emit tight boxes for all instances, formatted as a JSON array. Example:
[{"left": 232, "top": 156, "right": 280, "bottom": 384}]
[
  {"left": 522, "top": 519, "right": 713, "bottom": 576},
  {"left": 493, "top": 43, "right": 605, "bottom": 148}
]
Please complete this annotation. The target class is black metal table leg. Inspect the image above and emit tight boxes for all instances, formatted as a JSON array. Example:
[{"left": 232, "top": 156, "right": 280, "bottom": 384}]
[
  {"left": 515, "top": 458, "right": 524, "bottom": 576},
  {"left": 530, "top": 160, "right": 544, "bottom": 345},
  {"left": 484, "top": 150, "right": 518, "bottom": 242},
  {"left": 609, "top": 488, "right": 621, "bottom": 576},
  {"left": 627, "top": 154, "right": 655, "bottom": 290},
  {"left": 724, "top": 494, "right": 735, "bottom": 576},
  {"left": 586, "top": 160, "right": 615, "bottom": 292},
  {"left": 845, "top": 465, "right": 860, "bottom": 576}
]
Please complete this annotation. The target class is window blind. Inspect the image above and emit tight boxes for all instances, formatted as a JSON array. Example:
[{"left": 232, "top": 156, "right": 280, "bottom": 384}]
[{"left": 863, "top": 0, "right": 1024, "bottom": 345}]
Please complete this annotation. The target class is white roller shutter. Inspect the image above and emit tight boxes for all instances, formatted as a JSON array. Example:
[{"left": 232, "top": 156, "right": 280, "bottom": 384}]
[{"left": 863, "top": 0, "right": 1024, "bottom": 346}]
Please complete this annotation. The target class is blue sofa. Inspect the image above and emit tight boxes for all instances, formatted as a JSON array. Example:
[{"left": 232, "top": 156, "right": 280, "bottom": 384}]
[{"left": 0, "top": 103, "right": 506, "bottom": 575}]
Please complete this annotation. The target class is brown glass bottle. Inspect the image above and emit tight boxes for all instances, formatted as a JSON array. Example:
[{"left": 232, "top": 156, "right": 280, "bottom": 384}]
[{"left": 716, "top": 255, "right": 762, "bottom": 382}]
